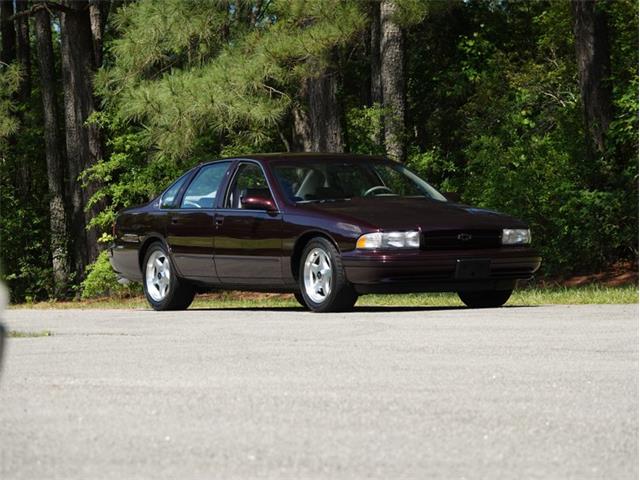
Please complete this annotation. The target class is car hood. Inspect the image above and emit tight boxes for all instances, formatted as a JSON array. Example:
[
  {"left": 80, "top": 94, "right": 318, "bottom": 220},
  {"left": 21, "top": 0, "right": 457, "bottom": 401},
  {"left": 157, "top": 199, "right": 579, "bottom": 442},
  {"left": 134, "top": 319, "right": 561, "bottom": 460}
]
[{"left": 301, "top": 197, "right": 527, "bottom": 231}]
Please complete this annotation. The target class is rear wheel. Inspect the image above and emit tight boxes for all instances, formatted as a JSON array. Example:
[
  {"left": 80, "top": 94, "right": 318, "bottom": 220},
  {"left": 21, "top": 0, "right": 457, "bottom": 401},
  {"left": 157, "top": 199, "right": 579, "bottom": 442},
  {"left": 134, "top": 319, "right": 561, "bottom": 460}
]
[
  {"left": 458, "top": 289, "right": 513, "bottom": 308},
  {"left": 298, "top": 237, "right": 358, "bottom": 313},
  {"left": 143, "top": 243, "right": 195, "bottom": 311}
]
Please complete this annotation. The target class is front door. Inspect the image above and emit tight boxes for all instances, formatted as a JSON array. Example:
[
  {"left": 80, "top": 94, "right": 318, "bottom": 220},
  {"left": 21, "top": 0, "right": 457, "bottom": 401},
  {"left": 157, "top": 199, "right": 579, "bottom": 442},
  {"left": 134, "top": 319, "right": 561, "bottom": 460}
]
[
  {"left": 214, "top": 162, "right": 283, "bottom": 285},
  {"left": 166, "top": 161, "right": 231, "bottom": 281}
]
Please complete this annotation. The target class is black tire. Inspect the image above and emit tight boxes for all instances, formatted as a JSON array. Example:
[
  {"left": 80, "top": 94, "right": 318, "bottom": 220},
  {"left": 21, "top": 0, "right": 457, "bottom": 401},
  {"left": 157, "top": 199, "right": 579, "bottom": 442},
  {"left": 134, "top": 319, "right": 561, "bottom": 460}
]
[
  {"left": 293, "top": 291, "right": 310, "bottom": 310},
  {"left": 458, "top": 289, "right": 513, "bottom": 308},
  {"left": 298, "top": 237, "right": 358, "bottom": 313},
  {"left": 142, "top": 242, "right": 195, "bottom": 311}
]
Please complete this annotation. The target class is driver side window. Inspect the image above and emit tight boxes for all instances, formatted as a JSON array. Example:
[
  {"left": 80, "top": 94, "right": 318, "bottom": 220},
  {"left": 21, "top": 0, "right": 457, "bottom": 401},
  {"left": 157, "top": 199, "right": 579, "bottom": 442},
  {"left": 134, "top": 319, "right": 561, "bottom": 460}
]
[{"left": 225, "top": 163, "right": 273, "bottom": 209}]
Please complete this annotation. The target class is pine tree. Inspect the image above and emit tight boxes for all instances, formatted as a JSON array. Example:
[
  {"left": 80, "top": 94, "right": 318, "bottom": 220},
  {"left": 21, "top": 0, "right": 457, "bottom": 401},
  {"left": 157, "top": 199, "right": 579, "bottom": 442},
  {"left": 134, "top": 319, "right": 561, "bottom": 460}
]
[
  {"left": 98, "top": 0, "right": 366, "bottom": 160},
  {"left": 571, "top": 0, "right": 613, "bottom": 155},
  {"left": 380, "top": 0, "right": 405, "bottom": 163},
  {"left": 60, "top": 0, "right": 103, "bottom": 274},
  {"left": 35, "top": 5, "right": 71, "bottom": 296}
]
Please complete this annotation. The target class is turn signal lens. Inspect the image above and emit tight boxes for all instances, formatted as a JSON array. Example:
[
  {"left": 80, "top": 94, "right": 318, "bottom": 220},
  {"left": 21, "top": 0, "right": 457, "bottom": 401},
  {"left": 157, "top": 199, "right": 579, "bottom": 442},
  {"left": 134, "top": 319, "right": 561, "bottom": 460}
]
[{"left": 356, "top": 231, "right": 420, "bottom": 250}]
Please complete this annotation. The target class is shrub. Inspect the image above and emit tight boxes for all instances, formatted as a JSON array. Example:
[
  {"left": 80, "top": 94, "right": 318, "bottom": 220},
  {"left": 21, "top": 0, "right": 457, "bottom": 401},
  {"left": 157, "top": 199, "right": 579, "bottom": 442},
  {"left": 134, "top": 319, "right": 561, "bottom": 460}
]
[{"left": 81, "top": 250, "right": 141, "bottom": 299}]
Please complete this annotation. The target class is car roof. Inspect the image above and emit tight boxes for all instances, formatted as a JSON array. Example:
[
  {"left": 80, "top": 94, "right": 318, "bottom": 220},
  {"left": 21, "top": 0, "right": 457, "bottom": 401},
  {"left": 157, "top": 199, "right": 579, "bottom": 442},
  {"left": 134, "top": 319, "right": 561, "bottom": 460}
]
[
  {"left": 242, "top": 153, "right": 387, "bottom": 162},
  {"left": 200, "top": 152, "right": 387, "bottom": 167}
]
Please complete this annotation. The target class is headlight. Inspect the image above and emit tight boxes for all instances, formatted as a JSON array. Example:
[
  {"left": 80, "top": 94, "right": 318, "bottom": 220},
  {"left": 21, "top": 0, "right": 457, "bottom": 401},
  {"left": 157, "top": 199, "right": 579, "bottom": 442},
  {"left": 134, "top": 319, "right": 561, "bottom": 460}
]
[
  {"left": 502, "top": 228, "right": 531, "bottom": 245},
  {"left": 356, "top": 231, "right": 420, "bottom": 249}
]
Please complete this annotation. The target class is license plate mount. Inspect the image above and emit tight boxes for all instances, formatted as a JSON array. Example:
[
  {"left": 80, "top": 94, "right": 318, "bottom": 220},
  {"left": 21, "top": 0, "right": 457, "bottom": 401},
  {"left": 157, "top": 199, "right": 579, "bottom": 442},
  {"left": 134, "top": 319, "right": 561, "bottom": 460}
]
[{"left": 455, "top": 259, "right": 491, "bottom": 280}]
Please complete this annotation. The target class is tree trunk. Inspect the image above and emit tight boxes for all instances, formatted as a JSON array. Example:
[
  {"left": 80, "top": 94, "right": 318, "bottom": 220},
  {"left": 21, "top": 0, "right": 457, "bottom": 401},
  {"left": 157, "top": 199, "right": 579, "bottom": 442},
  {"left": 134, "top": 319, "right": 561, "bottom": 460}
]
[
  {"left": 88, "top": 0, "right": 109, "bottom": 68},
  {"left": 369, "top": 1, "right": 383, "bottom": 148},
  {"left": 292, "top": 70, "right": 344, "bottom": 153},
  {"left": 370, "top": 1, "right": 382, "bottom": 106},
  {"left": 0, "top": 0, "right": 15, "bottom": 65},
  {"left": 35, "top": 6, "right": 71, "bottom": 297},
  {"left": 571, "top": 0, "right": 613, "bottom": 155},
  {"left": 380, "top": 0, "right": 406, "bottom": 163},
  {"left": 292, "top": 103, "right": 313, "bottom": 152},
  {"left": 60, "top": 0, "right": 102, "bottom": 277},
  {"left": 15, "top": 0, "right": 30, "bottom": 101}
]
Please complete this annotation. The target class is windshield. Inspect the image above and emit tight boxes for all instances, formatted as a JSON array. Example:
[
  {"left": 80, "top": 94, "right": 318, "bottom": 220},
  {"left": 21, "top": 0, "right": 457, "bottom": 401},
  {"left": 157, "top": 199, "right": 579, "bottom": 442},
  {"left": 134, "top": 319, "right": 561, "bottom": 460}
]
[{"left": 271, "top": 160, "right": 447, "bottom": 203}]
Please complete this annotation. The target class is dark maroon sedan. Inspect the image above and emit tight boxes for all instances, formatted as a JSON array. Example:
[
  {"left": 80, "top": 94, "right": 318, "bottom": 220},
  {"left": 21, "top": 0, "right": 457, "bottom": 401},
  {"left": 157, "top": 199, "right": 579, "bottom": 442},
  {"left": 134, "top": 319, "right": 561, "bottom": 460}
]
[{"left": 109, "top": 153, "right": 541, "bottom": 312}]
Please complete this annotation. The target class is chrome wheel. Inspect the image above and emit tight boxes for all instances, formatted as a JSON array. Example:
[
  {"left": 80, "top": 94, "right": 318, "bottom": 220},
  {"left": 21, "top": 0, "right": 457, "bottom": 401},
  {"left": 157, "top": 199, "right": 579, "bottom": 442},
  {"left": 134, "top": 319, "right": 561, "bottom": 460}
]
[
  {"left": 303, "top": 247, "right": 333, "bottom": 304},
  {"left": 145, "top": 250, "right": 171, "bottom": 302}
]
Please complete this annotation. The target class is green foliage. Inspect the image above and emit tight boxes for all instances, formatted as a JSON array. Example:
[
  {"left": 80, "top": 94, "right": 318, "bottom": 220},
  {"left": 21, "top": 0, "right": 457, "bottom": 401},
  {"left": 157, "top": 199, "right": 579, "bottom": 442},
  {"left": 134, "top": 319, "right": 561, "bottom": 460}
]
[
  {"left": 82, "top": 114, "right": 183, "bottom": 231},
  {"left": 7, "top": 330, "right": 53, "bottom": 338},
  {"left": 107, "top": 0, "right": 230, "bottom": 77},
  {"left": 98, "top": 0, "right": 366, "bottom": 161},
  {"left": 0, "top": 187, "right": 53, "bottom": 302},
  {"left": 81, "top": 250, "right": 141, "bottom": 299},
  {"left": 0, "top": 82, "right": 54, "bottom": 302},
  {"left": 392, "top": 0, "right": 430, "bottom": 27},
  {"left": 1, "top": 0, "right": 638, "bottom": 304},
  {"left": 405, "top": 147, "right": 458, "bottom": 193},
  {"left": 396, "top": 0, "right": 638, "bottom": 274},
  {"left": 0, "top": 63, "right": 21, "bottom": 140},
  {"left": 344, "top": 104, "right": 386, "bottom": 155}
]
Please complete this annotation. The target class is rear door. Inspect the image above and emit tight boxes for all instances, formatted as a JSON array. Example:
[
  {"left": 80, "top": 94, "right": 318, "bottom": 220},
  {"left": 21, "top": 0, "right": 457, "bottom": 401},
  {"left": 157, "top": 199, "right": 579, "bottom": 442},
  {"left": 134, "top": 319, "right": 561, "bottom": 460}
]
[
  {"left": 213, "top": 162, "right": 284, "bottom": 285},
  {"left": 166, "top": 161, "right": 231, "bottom": 281}
]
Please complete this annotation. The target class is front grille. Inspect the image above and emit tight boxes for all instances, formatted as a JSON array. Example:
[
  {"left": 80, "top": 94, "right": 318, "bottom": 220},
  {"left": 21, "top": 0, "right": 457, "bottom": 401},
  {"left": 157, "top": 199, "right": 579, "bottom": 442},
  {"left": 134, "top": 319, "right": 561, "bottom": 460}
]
[{"left": 422, "top": 229, "right": 501, "bottom": 250}]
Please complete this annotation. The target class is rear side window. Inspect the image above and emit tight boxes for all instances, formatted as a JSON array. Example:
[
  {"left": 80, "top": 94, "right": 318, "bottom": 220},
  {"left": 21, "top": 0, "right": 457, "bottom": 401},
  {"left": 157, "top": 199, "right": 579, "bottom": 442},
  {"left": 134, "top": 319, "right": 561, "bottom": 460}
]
[
  {"left": 160, "top": 173, "right": 190, "bottom": 209},
  {"left": 181, "top": 162, "right": 230, "bottom": 209}
]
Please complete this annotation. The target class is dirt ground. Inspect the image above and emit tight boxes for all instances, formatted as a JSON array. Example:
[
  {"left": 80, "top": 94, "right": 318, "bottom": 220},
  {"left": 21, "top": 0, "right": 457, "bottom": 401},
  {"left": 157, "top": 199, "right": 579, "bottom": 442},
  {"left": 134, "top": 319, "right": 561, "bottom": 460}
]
[{"left": 537, "top": 261, "right": 638, "bottom": 288}]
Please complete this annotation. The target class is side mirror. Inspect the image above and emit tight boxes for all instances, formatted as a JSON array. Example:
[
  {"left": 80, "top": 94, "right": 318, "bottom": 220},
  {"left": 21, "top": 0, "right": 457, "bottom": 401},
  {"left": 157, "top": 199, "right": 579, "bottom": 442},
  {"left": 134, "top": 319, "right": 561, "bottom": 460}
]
[
  {"left": 442, "top": 191, "right": 461, "bottom": 203},
  {"left": 241, "top": 194, "right": 277, "bottom": 212}
]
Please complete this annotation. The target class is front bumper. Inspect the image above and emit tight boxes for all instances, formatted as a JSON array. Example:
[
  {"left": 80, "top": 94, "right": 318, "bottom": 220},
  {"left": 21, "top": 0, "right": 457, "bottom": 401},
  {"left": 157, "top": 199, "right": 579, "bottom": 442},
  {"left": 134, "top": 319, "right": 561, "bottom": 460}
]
[{"left": 342, "top": 246, "right": 541, "bottom": 293}]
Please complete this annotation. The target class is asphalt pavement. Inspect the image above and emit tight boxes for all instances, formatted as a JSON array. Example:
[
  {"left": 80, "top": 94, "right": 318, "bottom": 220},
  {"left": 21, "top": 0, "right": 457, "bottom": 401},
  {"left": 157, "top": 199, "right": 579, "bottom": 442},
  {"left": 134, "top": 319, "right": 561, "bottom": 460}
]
[{"left": 0, "top": 304, "right": 637, "bottom": 479}]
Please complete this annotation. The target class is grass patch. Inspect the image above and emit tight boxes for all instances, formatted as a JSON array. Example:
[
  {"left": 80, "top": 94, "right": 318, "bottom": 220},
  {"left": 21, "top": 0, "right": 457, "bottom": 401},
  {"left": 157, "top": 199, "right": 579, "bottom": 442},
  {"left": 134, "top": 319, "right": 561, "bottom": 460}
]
[
  {"left": 8, "top": 284, "right": 638, "bottom": 309},
  {"left": 367, "top": 284, "right": 639, "bottom": 307},
  {"left": 7, "top": 330, "right": 53, "bottom": 338},
  {"left": 510, "top": 284, "right": 638, "bottom": 305}
]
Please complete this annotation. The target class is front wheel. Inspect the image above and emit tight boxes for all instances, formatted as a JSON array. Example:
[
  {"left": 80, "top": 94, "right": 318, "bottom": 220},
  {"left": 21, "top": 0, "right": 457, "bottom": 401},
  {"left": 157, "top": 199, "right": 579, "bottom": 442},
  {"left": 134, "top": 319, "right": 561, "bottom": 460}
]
[
  {"left": 299, "top": 237, "right": 358, "bottom": 313},
  {"left": 458, "top": 289, "right": 513, "bottom": 308},
  {"left": 143, "top": 243, "right": 195, "bottom": 311}
]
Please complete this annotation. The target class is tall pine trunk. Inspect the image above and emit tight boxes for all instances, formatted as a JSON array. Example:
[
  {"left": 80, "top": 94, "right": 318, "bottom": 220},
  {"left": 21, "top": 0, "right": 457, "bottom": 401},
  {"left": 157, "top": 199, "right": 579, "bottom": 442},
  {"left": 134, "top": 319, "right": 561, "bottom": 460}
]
[
  {"left": 369, "top": 1, "right": 383, "bottom": 147},
  {"left": 15, "top": 0, "right": 30, "bottom": 101},
  {"left": 380, "top": 0, "right": 406, "bottom": 163},
  {"left": 292, "top": 69, "right": 344, "bottom": 153},
  {"left": 35, "top": 6, "right": 71, "bottom": 297},
  {"left": 571, "top": 0, "right": 613, "bottom": 155},
  {"left": 60, "top": 0, "right": 102, "bottom": 277},
  {"left": 88, "top": 0, "right": 109, "bottom": 68},
  {"left": 0, "top": 0, "right": 15, "bottom": 65},
  {"left": 370, "top": 2, "right": 382, "bottom": 106}
]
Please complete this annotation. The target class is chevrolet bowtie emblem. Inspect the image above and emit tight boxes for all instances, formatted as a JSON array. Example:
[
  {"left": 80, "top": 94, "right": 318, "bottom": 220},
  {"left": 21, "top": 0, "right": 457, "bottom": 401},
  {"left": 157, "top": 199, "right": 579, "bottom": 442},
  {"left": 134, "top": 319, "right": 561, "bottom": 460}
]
[{"left": 457, "top": 233, "right": 473, "bottom": 241}]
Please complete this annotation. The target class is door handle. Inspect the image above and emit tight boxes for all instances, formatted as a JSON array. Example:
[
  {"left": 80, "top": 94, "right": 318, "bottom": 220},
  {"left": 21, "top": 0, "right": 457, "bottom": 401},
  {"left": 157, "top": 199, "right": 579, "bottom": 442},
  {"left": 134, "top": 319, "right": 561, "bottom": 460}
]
[
  {"left": 171, "top": 218, "right": 179, "bottom": 224},
  {"left": 215, "top": 217, "right": 224, "bottom": 227}
]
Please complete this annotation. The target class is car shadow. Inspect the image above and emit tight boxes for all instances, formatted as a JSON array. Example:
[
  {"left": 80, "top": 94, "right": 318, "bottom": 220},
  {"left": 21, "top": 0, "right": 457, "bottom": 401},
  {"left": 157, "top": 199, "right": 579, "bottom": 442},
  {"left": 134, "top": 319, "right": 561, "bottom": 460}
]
[
  {"left": 186, "top": 304, "right": 534, "bottom": 313},
  {"left": 188, "top": 306, "right": 304, "bottom": 312},
  {"left": 353, "top": 305, "right": 534, "bottom": 312}
]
